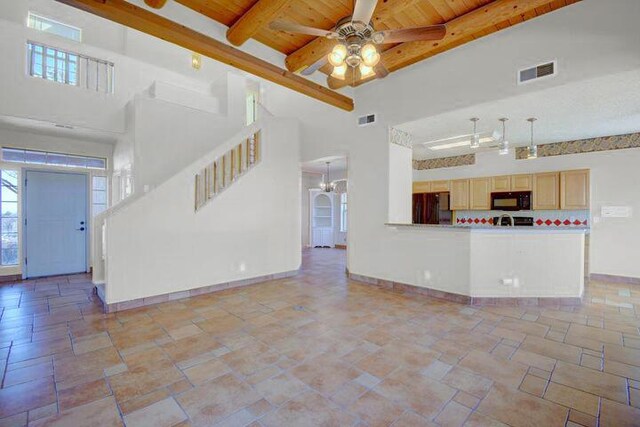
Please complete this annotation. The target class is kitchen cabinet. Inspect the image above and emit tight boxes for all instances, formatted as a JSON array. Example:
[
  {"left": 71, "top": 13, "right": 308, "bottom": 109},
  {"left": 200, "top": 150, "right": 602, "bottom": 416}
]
[
  {"left": 413, "top": 181, "right": 431, "bottom": 193},
  {"left": 533, "top": 172, "right": 560, "bottom": 210},
  {"left": 430, "top": 180, "right": 450, "bottom": 192},
  {"left": 561, "top": 169, "right": 590, "bottom": 209},
  {"left": 470, "top": 178, "right": 491, "bottom": 210},
  {"left": 511, "top": 174, "right": 533, "bottom": 191},
  {"left": 491, "top": 176, "right": 511, "bottom": 192},
  {"left": 450, "top": 179, "right": 470, "bottom": 210}
]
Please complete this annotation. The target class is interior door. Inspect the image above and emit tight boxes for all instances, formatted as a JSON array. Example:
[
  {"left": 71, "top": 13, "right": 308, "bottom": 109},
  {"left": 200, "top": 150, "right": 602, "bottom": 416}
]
[{"left": 25, "top": 170, "right": 88, "bottom": 278}]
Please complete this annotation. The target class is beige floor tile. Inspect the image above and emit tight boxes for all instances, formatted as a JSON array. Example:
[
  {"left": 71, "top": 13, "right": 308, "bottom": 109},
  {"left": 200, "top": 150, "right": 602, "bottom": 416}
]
[
  {"left": 0, "top": 377, "right": 56, "bottom": 419},
  {"left": 442, "top": 367, "right": 493, "bottom": 399},
  {"left": 599, "top": 398, "right": 640, "bottom": 427},
  {"left": 477, "top": 383, "right": 568, "bottom": 427},
  {"left": 519, "top": 336, "right": 581, "bottom": 364},
  {"left": 261, "top": 390, "right": 355, "bottom": 427},
  {"left": 544, "top": 382, "right": 599, "bottom": 416},
  {"left": 519, "top": 374, "right": 547, "bottom": 397},
  {"left": 57, "top": 378, "right": 112, "bottom": 411},
  {"left": 177, "top": 373, "right": 260, "bottom": 426},
  {"left": 458, "top": 350, "right": 528, "bottom": 389},
  {"left": 73, "top": 334, "right": 113, "bottom": 355},
  {"left": 435, "top": 400, "right": 471, "bottom": 426},
  {"left": 551, "top": 361, "right": 627, "bottom": 404},
  {"left": 254, "top": 372, "right": 307, "bottom": 406},
  {"left": 123, "top": 397, "right": 187, "bottom": 427},
  {"left": 348, "top": 391, "right": 405, "bottom": 427},
  {"left": 182, "top": 357, "right": 230, "bottom": 385},
  {"left": 29, "top": 396, "right": 122, "bottom": 427}
]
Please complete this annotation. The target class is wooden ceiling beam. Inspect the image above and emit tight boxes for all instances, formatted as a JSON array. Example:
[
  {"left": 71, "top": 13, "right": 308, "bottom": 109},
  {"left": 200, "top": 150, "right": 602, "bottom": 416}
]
[
  {"left": 54, "top": 0, "right": 354, "bottom": 111},
  {"left": 227, "top": 0, "right": 293, "bottom": 47},
  {"left": 285, "top": 0, "right": 423, "bottom": 73},
  {"left": 328, "top": 0, "right": 579, "bottom": 89}
]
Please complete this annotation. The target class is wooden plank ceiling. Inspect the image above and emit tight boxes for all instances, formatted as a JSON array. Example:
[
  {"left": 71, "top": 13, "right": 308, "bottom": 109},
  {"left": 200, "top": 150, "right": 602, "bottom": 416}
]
[{"left": 176, "top": 0, "right": 581, "bottom": 88}]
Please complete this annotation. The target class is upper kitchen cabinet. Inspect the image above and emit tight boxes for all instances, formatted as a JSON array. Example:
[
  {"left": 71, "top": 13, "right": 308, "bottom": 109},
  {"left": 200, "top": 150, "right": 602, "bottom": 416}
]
[
  {"left": 533, "top": 172, "right": 560, "bottom": 210},
  {"left": 413, "top": 181, "right": 431, "bottom": 193},
  {"left": 470, "top": 178, "right": 491, "bottom": 210},
  {"left": 561, "top": 169, "right": 590, "bottom": 210},
  {"left": 512, "top": 174, "right": 533, "bottom": 191},
  {"left": 491, "top": 176, "right": 511, "bottom": 192},
  {"left": 450, "top": 179, "right": 470, "bottom": 210},
  {"left": 430, "top": 180, "right": 450, "bottom": 192}
]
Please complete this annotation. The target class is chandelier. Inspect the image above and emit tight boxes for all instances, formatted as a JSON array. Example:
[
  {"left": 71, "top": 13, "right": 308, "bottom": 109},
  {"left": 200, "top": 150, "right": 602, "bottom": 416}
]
[
  {"left": 319, "top": 162, "right": 337, "bottom": 192},
  {"left": 328, "top": 41, "right": 380, "bottom": 80}
]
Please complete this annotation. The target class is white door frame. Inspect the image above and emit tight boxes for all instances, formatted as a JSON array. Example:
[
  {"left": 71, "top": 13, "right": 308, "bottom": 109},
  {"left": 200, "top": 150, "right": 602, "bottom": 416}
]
[{"left": 22, "top": 168, "right": 91, "bottom": 278}]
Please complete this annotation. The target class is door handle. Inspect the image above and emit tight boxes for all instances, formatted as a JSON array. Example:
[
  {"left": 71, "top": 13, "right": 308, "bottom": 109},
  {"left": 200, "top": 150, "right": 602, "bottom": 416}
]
[{"left": 76, "top": 227, "right": 85, "bottom": 231}]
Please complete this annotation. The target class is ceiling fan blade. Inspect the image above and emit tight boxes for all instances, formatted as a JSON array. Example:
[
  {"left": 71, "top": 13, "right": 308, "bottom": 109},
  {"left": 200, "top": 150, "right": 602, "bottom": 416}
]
[
  {"left": 352, "top": 0, "right": 378, "bottom": 24},
  {"left": 270, "top": 20, "right": 338, "bottom": 38},
  {"left": 374, "top": 25, "right": 446, "bottom": 44},
  {"left": 300, "top": 57, "right": 328, "bottom": 76}
]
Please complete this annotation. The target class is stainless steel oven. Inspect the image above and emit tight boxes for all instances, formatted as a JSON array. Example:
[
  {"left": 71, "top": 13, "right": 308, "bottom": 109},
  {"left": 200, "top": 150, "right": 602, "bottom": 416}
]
[{"left": 490, "top": 191, "right": 531, "bottom": 211}]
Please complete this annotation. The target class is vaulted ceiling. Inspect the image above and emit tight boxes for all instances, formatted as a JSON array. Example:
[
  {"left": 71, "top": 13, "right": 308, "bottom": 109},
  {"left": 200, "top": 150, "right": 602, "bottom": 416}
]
[
  {"left": 56, "top": 0, "right": 581, "bottom": 110},
  {"left": 175, "top": 0, "right": 581, "bottom": 88}
]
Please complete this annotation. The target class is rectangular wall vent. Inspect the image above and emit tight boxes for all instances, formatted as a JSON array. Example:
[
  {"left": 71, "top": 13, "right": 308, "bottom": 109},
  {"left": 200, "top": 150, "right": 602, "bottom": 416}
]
[
  {"left": 518, "top": 61, "right": 556, "bottom": 84},
  {"left": 358, "top": 114, "right": 376, "bottom": 126}
]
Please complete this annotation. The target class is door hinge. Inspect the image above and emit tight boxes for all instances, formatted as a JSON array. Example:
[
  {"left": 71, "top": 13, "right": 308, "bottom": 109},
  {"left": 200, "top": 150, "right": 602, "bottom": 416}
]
[
  {"left": 24, "top": 257, "right": 27, "bottom": 265},
  {"left": 24, "top": 178, "right": 27, "bottom": 187},
  {"left": 24, "top": 218, "right": 27, "bottom": 226}
]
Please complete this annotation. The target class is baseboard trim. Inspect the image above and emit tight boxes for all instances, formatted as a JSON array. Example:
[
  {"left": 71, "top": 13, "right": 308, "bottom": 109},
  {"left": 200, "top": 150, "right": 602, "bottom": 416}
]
[
  {"left": 94, "top": 270, "right": 299, "bottom": 313},
  {"left": 590, "top": 273, "right": 640, "bottom": 285},
  {"left": 0, "top": 274, "right": 22, "bottom": 284},
  {"left": 348, "top": 273, "right": 582, "bottom": 307}
]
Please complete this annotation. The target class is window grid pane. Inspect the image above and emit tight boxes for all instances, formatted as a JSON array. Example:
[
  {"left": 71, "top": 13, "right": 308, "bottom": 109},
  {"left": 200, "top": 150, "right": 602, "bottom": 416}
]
[
  {"left": 0, "top": 169, "right": 19, "bottom": 266},
  {"left": 27, "top": 42, "right": 113, "bottom": 93}
]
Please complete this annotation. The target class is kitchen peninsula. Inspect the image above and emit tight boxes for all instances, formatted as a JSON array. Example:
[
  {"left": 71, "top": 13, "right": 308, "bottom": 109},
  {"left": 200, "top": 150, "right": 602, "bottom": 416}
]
[{"left": 385, "top": 223, "right": 587, "bottom": 303}]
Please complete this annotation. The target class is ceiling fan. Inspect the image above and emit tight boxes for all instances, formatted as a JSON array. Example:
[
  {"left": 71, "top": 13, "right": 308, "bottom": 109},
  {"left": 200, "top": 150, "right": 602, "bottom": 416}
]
[{"left": 269, "top": 0, "right": 446, "bottom": 82}]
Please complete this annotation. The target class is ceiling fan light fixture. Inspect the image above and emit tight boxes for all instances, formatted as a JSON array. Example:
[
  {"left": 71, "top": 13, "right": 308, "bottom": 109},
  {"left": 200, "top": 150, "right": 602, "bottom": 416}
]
[
  {"left": 328, "top": 44, "right": 347, "bottom": 67},
  {"left": 331, "top": 63, "right": 347, "bottom": 80},
  {"left": 359, "top": 63, "right": 375, "bottom": 78},
  {"left": 361, "top": 43, "right": 380, "bottom": 67}
]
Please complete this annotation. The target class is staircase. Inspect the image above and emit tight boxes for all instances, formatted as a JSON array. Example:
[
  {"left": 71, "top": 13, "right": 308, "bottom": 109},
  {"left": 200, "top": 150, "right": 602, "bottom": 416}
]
[{"left": 194, "top": 130, "right": 261, "bottom": 211}]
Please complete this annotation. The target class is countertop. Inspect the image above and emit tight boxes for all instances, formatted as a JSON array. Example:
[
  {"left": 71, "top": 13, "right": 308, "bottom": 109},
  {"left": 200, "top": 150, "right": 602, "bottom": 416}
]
[{"left": 385, "top": 223, "right": 590, "bottom": 234}]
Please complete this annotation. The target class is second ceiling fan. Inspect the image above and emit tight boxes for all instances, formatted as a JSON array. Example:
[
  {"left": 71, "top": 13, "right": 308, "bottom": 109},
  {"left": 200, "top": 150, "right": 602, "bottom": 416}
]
[{"left": 270, "top": 0, "right": 447, "bottom": 84}]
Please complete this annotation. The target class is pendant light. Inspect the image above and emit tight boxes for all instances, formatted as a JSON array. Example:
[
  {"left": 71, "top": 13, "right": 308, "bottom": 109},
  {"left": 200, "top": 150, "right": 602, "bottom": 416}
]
[
  {"left": 319, "top": 162, "right": 336, "bottom": 192},
  {"left": 527, "top": 118, "right": 538, "bottom": 159},
  {"left": 498, "top": 118, "right": 509, "bottom": 155},
  {"left": 469, "top": 118, "right": 480, "bottom": 149}
]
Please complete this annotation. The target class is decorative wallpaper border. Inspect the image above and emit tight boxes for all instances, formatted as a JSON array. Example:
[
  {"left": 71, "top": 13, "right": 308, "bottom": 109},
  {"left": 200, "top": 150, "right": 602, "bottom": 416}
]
[
  {"left": 413, "top": 154, "right": 475, "bottom": 170},
  {"left": 515, "top": 132, "right": 640, "bottom": 159},
  {"left": 389, "top": 127, "right": 413, "bottom": 148},
  {"left": 455, "top": 210, "right": 589, "bottom": 228}
]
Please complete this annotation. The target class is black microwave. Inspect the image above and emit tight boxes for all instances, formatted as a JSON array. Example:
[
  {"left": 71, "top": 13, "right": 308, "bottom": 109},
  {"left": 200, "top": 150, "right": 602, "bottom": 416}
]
[{"left": 491, "top": 191, "right": 531, "bottom": 211}]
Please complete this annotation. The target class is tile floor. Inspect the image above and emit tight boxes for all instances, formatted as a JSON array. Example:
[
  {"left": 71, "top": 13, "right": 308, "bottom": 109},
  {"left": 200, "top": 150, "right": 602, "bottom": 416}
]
[{"left": 0, "top": 249, "right": 639, "bottom": 426}]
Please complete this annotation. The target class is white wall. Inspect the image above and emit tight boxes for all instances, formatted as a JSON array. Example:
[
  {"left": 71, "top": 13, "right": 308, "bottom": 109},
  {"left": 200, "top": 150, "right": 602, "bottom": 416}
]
[
  {"left": 388, "top": 143, "right": 412, "bottom": 224},
  {"left": 104, "top": 118, "right": 301, "bottom": 303}
]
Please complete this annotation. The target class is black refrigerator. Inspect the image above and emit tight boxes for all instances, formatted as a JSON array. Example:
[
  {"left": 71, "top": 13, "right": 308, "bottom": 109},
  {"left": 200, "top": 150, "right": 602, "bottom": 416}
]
[{"left": 413, "top": 193, "right": 451, "bottom": 225}]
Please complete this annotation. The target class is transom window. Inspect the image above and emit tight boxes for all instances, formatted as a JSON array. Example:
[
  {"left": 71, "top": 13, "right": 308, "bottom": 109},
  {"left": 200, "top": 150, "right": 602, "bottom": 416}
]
[
  {"left": 2, "top": 147, "right": 106, "bottom": 170},
  {"left": 0, "top": 171, "right": 19, "bottom": 266},
  {"left": 28, "top": 12, "right": 82, "bottom": 42}
]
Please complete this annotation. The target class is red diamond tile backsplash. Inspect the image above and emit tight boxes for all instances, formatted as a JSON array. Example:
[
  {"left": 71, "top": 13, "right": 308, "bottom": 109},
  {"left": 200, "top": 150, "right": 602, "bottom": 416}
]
[{"left": 455, "top": 210, "right": 589, "bottom": 228}]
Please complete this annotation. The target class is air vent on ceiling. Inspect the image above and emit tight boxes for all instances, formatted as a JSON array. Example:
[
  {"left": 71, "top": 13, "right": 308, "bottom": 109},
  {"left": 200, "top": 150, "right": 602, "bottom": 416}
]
[
  {"left": 358, "top": 113, "right": 376, "bottom": 126},
  {"left": 518, "top": 61, "right": 556, "bottom": 84}
]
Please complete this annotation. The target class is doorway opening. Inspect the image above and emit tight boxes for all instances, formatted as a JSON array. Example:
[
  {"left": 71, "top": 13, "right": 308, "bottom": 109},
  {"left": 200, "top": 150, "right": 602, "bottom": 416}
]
[{"left": 24, "top": 170, "right": 89, "bottom": 278}]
